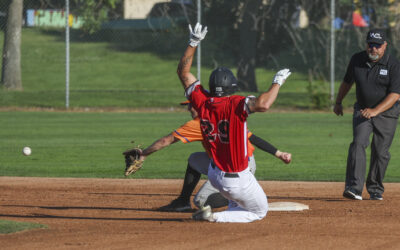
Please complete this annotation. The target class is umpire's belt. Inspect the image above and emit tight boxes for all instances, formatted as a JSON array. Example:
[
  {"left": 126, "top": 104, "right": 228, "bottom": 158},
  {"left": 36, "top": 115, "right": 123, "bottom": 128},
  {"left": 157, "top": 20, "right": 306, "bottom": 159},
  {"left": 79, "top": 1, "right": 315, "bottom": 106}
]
[{"left": 211, "top": 161, "right": 239, "bottom": 178}]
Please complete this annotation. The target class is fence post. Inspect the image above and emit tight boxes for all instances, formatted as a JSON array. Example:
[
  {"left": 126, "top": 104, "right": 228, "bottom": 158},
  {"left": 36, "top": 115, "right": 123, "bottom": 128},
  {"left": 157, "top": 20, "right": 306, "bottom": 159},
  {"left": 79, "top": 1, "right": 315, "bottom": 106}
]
[
  {"left": 65, "top": 0, "right": 70, "bottom": 109},
  {"left": 330, "top": 0, "right": 335, "bottom": 105},
  {"left": 197, "top": 0, "right": 201, "bottom": 81}
]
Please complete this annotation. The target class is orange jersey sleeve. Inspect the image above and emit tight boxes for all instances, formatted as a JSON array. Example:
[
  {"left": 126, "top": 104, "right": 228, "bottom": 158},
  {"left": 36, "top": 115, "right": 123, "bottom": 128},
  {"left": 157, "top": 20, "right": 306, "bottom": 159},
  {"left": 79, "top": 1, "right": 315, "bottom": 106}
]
[
  {"left": 172, "top": 118, "right": 203, "bottom": 143},
  {"left": 172, "top": 118, "right": 212, "bottom": 157}
]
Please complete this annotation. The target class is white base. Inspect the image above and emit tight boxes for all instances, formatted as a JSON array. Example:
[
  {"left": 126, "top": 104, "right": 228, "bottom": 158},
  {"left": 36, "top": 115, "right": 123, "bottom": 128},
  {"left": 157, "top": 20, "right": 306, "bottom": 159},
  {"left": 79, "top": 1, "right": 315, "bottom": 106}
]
[{"left": 268, "top": 202, "right": 309, "bottom": 211}]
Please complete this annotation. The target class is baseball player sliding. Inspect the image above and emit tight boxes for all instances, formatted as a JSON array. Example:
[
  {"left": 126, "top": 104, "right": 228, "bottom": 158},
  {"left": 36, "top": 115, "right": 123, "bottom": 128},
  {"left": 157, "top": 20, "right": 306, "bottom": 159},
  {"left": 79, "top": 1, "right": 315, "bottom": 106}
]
[
  {"left": 123, "top": 100, "right": 291, "bottom": 212},
  {"left": 178, "top": 23, "right": 292, "bottom": 222}
]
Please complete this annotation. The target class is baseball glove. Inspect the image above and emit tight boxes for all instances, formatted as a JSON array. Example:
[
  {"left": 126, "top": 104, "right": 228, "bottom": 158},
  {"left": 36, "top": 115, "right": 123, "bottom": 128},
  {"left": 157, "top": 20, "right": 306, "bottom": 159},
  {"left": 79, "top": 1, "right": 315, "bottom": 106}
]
[{"left": 123, "top": 146, "right": 144, "bottom": 176}]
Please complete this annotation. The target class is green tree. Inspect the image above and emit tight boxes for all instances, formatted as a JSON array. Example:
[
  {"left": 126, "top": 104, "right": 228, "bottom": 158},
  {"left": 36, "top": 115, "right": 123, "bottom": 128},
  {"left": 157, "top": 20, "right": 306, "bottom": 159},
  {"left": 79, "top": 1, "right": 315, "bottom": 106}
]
[
  {"left": 73, "top": 0, "right": 121, "bottom": 34},
  {"left": 204, "top": 0, "right": 294, "bottom": 92},
  {"left": 236, "top": 0, "right": 263, "bottom": 92}
]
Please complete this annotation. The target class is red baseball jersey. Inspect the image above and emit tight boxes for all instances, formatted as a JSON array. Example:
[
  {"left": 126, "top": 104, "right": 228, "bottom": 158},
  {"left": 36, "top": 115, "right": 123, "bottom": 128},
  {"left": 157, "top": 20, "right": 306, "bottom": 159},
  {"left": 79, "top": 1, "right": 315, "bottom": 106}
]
[
  {"left": 172, "top": 117, "right": 255, "bottom": 159},
  {"left": 187, "top": 82, "right": 250, "bottom": 173}
]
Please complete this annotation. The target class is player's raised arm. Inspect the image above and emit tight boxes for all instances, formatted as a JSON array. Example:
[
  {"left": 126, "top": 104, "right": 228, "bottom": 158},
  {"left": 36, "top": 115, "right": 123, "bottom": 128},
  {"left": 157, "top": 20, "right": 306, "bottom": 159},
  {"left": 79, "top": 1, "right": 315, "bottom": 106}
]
[
  {"left": 177, "top": 23, "right": 208, "bottom": 89},
  {"left": 247, "top": 69, "right": 291, "bottom": 113}
]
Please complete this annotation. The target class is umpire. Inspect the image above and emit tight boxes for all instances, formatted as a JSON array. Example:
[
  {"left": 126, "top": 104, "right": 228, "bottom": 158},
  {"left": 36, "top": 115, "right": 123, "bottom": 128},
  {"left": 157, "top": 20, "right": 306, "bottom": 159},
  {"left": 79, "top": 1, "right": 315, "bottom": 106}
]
[{"left": 334, "top": 29, "right": 400, "bottom": 201}]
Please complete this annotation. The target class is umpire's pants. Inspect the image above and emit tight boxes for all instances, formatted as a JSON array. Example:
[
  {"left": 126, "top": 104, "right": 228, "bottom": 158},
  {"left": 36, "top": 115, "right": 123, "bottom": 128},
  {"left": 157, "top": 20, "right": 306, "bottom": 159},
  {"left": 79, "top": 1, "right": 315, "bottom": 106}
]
[{"left": 346, "top": 103, "right": 400, "bottom": 195}]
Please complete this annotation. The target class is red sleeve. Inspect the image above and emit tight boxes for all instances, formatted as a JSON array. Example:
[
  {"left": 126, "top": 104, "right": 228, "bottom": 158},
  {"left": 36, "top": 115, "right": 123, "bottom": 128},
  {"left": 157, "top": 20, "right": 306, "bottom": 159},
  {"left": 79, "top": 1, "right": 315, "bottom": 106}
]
[
  {"left": 187, "top": 83, "right": 208, "bottom": 112},
  {"left": 232, "top": 96, "right": 248, "bottom": 121}
]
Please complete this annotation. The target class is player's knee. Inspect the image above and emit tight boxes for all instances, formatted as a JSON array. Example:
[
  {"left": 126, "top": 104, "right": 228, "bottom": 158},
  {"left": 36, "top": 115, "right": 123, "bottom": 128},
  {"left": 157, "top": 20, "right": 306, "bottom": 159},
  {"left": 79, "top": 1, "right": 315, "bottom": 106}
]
[
  {"left": 194, "top": 192, "right": 229, "bottom": 209},
  {"left": 204, "top": 193, "right": 229, "bottom": 208},
  {"left": 255, "top": 198, "right": 269, "bottom": 219},
  {"left": 187, "top": 153, "right": 200, "bottom": 170},
  {"left": 258, "top": 207, "right": 268, "bottom": 219}
]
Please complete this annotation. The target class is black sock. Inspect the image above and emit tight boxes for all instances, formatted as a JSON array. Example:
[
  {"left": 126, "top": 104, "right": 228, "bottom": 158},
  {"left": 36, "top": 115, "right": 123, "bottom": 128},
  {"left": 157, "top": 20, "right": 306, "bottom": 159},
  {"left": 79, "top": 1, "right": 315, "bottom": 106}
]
[{"left": 178, "top": 163, "right": 201, "bottom": 203}]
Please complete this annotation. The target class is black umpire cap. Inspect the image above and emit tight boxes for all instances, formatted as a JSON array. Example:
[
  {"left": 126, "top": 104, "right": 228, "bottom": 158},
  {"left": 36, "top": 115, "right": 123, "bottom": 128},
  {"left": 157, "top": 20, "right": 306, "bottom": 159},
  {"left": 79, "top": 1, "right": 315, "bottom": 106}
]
[{"left": 366, "top": 29, "right": 386, "bottom": 44}]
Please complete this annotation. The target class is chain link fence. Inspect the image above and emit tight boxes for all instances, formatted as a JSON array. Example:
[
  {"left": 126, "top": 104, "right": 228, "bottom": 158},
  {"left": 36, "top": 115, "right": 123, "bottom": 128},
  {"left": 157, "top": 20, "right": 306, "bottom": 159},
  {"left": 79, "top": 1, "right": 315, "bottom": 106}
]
[{"left": 1, "top": 0, "right": 400, "bottom": 109}]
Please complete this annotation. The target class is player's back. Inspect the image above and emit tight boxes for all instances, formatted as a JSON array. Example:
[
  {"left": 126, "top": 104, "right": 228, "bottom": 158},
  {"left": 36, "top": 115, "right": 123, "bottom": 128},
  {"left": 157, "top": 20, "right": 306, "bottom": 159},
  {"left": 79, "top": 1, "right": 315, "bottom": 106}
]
[{"left": 199, "top": 95, "right": 249, "bottom": 173}]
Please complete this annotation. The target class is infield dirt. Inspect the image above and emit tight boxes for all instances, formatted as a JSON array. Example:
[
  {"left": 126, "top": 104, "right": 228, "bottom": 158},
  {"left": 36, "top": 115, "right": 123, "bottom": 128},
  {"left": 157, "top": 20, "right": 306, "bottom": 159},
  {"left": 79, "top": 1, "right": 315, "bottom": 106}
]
[{"left": 1, "top": 177, "right": 400, "bottom": 249}]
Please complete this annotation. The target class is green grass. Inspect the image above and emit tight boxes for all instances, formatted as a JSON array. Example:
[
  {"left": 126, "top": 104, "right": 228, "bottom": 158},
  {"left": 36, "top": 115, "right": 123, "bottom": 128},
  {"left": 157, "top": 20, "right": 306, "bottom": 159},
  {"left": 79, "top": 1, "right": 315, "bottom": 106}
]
[
  {"left": 0, "top": 28, "right": 356, "bottom": 109},
  {"left": 0, "top": 220, "right": 47, "bottom": 234},
  {"left": 0, "top": 29, "right": 194, "bottom": 108},
  {"left": 1, "top": 111, "right": 400, "bottom": 182},
  {"left": 0, "top": 29, "right": 383, "bottom": 182}
]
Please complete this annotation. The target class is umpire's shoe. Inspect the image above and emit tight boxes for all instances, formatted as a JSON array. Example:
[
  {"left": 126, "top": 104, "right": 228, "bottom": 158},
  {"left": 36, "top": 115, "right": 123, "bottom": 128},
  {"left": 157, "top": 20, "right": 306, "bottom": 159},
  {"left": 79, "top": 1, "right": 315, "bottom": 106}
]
[
  {"left": 158, "top": 198, "right": 192, "bottom": 212},
  {"left": 343, "top": 188, "right": 362, "bottom": 200},
  {"left": 192, "top": 205, "right": 215, "bottom": 222},
  {"left": 370, "top": 193, "right": 383, "bottom": 200}
]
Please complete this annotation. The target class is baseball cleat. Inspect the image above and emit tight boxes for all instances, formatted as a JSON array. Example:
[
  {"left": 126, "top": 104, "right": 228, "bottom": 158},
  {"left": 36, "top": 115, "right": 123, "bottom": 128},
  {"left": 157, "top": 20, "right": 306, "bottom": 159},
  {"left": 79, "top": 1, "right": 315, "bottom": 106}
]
[
  {"left": 158, "top": 198, "right": 192, "bottom": 212},
  {"left": 343, "top": 188, "right": 362, "bottom": 200},
  {"left": 370, "top": 193, "right": 383, "bottom": 200},
  {"left": 192, "top": 205, "right": 215, "bottom": 222}
]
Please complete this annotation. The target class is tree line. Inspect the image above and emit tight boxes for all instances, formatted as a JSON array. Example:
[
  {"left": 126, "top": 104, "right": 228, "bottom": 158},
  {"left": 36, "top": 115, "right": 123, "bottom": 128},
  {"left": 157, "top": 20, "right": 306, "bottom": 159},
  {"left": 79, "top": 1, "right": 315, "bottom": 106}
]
[{"left": 2, "top": 0, "right": 400, "bottom": 92}]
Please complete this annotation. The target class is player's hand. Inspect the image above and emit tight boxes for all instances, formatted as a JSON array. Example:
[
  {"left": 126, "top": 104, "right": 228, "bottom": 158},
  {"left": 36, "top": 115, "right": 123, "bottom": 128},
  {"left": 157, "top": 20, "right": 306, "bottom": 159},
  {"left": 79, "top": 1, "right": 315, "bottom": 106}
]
[
  {"left": 272, "top": 69, "right": 291, "bottom": 86},
  {"left": 276, "top": 150, "right": 292, "bottom": 164},
  {"left": 333, "top": 103, "right": 343, "bottom": 116},
  {"left": 189, "top": 23, "right": 208, "bottom": 47}
]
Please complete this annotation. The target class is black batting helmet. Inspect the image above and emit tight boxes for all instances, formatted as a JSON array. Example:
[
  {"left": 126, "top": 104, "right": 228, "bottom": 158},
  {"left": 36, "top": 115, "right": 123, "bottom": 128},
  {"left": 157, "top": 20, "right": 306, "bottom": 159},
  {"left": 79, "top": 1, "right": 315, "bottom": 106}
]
[{"left": 208, "top": 67, "right": 237, "bottom": 97}]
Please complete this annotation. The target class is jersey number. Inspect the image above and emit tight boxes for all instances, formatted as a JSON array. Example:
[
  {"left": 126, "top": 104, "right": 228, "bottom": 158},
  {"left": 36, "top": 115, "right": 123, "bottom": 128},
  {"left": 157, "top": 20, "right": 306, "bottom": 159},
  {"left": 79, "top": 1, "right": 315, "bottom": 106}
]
[{"left": 200, "top": 119, "right": 229, "bottom": 143}]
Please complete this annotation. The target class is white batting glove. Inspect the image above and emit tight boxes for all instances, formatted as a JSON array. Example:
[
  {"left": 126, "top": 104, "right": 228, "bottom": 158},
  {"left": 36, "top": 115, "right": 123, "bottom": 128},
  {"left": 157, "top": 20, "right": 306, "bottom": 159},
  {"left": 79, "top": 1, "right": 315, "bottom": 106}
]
[
  {"left": 189, "top": 23, "right": 208, "bottom": 47},
  {"left": 272, "top": 69, "right": 291, "bottom": 86}
]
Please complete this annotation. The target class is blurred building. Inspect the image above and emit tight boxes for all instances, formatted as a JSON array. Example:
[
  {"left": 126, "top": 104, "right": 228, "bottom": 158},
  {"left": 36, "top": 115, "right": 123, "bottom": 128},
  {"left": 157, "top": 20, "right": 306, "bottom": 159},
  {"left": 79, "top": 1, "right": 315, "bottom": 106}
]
[{"left": 124, "top": 0, "right": 172, "bottom": 19}]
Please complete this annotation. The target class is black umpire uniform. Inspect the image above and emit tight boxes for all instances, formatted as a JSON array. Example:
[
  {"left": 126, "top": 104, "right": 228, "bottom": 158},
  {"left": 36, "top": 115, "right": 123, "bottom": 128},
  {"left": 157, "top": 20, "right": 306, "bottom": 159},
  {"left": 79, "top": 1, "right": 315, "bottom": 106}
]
[{"left": 334, "top": 29, "right": 400, "bottom": 200}]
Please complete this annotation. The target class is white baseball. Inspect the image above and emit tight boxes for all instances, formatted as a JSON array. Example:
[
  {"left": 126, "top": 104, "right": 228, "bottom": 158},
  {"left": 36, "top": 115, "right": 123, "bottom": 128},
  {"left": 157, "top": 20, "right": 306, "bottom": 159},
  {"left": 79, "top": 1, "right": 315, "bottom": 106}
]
[{"left": 23, "top": 147, "right": 31, "bottom": 156}]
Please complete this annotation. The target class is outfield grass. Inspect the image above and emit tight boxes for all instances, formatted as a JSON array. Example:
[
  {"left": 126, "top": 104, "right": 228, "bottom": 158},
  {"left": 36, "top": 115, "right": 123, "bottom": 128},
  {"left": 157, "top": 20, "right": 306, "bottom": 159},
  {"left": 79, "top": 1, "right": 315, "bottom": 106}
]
[
  {"left": 0, "top": 28, "right": 356, "bottom": 109},
  {"left": 0, "top": 29, "right": 391, "bottom": 183},
  {"left": 1, "top": 111, "right": 400, "bottom": 182},
  {"left": 0, "top": 220, "right": 46, "bottom": 234}
]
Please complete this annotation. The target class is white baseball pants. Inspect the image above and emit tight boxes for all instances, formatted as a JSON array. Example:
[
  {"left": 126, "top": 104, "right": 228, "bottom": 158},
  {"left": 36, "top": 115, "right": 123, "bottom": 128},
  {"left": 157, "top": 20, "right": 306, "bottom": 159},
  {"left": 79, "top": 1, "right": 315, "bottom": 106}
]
[
  {"left": 188, "top": 152, "right": 257, "bottom": 209},
  {"left": 207, "top": 162, "right": 268, "bottom": 223}
]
